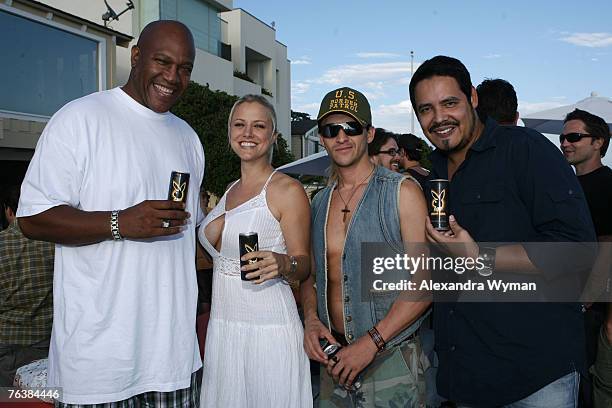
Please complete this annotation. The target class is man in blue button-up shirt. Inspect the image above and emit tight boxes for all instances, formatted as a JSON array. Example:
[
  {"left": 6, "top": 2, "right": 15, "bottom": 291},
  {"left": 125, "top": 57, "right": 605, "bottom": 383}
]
[{"left": 409, "top": 55, "right": 596, "bottom": 407}]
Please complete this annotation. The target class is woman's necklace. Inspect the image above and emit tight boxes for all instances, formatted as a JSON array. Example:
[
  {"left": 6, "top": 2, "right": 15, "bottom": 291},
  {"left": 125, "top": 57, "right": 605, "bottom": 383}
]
[{"left": 336, "top": 165, "right": 375, "bottom": 223}]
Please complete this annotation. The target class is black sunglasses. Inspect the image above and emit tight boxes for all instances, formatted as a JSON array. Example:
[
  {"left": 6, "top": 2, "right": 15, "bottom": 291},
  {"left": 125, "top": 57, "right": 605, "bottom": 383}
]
[
  {"left": 319, "top": 121, "right": 364, "bottom": 138},
  {"left": 559, "top": 133, "right": 592, "bottom": 143},
  {"left": 377, "top": 148, "right": 400, "bottom": 156}
]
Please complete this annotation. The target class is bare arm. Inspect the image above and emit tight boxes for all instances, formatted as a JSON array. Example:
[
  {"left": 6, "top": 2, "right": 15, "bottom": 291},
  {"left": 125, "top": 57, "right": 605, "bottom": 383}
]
[
  {"left": 301, "top": 264, "right": 337, "bottom": 363},
  {"left": 19, "top": 200, "right": 190, "bottom": 245},
  {"left": 276, "top": 177, "right": 311, "bottom": 281},
  {"left": 196, "top": 240, "right": 213, "bottom": 270},
  {"left": 242, "top": 176, "right": 311, "bottom": 282},
  {"left": 301, "top": 262, "right": 319, "bottom": 323},
  {"left": 582, "top": 236, "right": 612, "bottom": 303},
  {"left": 375, "top": 179, "right": 431, "bottom": 343}
]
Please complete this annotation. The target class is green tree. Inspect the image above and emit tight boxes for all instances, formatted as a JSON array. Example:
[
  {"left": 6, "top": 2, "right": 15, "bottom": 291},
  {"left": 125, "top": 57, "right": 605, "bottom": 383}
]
[
  {"left": 172, "top": 82, "right": 294, "bottom": 196},
  {"left": 419, "top": 140, "right": 433, "bottom": 171},
  {"left": 291, "top": 110, "right": 312, "bottom": 122},
  {"left": 272, "top": 134, "right": 294, "bottom": 168}
]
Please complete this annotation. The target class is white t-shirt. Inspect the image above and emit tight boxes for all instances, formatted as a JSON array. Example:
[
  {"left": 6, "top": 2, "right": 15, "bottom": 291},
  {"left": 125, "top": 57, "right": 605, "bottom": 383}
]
[{"left": 17, "top": 88, "right": 205, "bottom": 404}]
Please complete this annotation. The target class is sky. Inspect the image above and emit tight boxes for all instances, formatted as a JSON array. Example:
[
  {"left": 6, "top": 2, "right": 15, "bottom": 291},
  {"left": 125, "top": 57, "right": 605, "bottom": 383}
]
[{"left": 234, "top": 0, "right": 612, "bottom": 166}]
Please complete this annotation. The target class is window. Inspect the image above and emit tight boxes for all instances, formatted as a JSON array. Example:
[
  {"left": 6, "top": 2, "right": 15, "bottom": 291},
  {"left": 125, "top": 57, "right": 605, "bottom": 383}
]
[
  {"left": 0, "top": 9, "right": 100, "bottom": 118},
  {"left": 160, "top": 0, "right": 222, "bottom": 56}
]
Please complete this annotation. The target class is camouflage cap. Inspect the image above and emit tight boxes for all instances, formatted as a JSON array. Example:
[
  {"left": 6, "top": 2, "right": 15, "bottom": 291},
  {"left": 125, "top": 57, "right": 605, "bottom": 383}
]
[{"left": 317, "top": 87, "right": 372, "bottom": 126}]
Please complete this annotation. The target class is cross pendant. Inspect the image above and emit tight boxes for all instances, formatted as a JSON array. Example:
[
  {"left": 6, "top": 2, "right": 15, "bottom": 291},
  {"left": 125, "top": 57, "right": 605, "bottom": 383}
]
[{"left": 341, "top": 207, "right": 350, "bottom": 223}]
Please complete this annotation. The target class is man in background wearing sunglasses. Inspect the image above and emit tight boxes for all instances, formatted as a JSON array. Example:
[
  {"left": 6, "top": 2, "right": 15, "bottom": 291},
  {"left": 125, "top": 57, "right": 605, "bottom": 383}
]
[
  {"left": 368, "top": 128, "right": 402, "bottom": 172},
  {"left": 300, "top": 87, "right": 431, "bottom": 406},
  {"left": 561, "top": 108, "right": 612, "bottom": 408}
]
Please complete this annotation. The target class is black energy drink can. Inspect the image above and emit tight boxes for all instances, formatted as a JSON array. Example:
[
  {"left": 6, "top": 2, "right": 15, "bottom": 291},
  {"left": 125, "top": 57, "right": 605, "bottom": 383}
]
[
  {"left": 428, "top": 179, "right": 449, "bottom": 231},
  {"left": 162, "top": 171, "right": 190, "bottom": 228},
  {"left": 239, "top": 232, "right": 259, "bottom": 281},
  {"left": 319, "top": 339, "right": 362, "bottom": 390},
  {"left": 168, "top": 171, "right": 190, "bottom": 203}
]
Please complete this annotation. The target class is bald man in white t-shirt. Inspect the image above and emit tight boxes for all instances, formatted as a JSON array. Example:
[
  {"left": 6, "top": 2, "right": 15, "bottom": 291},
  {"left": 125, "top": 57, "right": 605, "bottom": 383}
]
[{"left": 17, "top": 21, "right": 205, "bottom": 406}]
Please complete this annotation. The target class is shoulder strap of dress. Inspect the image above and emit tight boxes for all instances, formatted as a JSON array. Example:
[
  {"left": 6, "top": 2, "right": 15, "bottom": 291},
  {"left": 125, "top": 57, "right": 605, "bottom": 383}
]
[
  {"left": 262, "top": 170, "right": 277, "bottom": 190},
  {"left": 226, "top": 179, "right": 240, "bottom": 193},
  {"left": 219, "top": 179, "right": 240, "bottom": 205}
]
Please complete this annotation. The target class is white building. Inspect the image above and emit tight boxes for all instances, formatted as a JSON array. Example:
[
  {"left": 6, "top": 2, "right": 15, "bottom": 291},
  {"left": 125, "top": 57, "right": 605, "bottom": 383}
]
[
  {"left": 291, "top": 119, "right": 320, "bottom": 159},
  {"left": 0, "top": 0, "right": 291, "bottom": 180}
]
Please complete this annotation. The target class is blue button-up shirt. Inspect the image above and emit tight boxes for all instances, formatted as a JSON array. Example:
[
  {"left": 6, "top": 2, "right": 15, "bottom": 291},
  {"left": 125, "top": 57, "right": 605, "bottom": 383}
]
[{"left": 430, "top": 118, "right": 596, "bottom": 406}]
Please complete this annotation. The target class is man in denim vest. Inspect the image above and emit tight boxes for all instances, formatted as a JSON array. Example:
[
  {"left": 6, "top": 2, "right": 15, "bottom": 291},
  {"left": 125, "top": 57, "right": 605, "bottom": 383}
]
[{"left": 301, "top": 87, "right": 431, "bottom": 407}]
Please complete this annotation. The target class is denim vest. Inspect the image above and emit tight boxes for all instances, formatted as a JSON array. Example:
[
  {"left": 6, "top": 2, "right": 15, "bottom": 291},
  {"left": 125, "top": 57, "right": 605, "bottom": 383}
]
[{"left": 311, "top": 165, "right": 427, "bottom": 348}]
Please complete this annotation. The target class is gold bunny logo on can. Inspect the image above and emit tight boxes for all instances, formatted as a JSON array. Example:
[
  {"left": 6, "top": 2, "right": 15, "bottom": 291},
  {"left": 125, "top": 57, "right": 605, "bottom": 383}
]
[
  {"left": 168, "top": 171, "right": 190, "bottom": 204},
  {"left": 239, "top": 232, "right": 260, "bottom": 281},
  {"left": 429, "top": 179, "right": 449, "bottom": 231}
]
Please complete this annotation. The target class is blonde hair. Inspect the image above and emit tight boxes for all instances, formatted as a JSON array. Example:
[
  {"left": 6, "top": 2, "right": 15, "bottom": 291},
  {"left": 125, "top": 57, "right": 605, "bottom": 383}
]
[{"left": 327, "top": 162, "right": 339, "bottom": 186}]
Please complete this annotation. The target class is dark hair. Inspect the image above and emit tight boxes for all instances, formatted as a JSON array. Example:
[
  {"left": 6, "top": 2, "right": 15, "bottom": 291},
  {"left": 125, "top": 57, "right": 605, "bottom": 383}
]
[
  {"left": 368, "top": 128, "right": 397, "bottom": 156},
  {"left": 396, "top": 133, "right": 424, "bottom": 161},
  {"left": 409, "top": 55, "right": 473, "bottom": 114},
  {"left": 476, "top": 78, "right": 518, "bottom": 124},
  {"left": 564, "top": 108, "right": 610, "bottom": 157},
  {"left": 2, "top": 185, "right": 20, "bottom": 215}
]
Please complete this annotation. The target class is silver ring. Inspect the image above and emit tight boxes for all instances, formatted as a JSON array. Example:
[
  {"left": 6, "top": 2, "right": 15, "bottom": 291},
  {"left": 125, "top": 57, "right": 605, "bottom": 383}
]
[{"left": 161, "top": 220, "right": 170, "bottom": 228}]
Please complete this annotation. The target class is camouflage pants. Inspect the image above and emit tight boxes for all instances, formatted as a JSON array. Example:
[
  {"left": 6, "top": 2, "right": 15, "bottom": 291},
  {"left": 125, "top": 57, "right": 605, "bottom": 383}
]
[{"left": 317, "top": 337, "right": 428, "bottom": 408}]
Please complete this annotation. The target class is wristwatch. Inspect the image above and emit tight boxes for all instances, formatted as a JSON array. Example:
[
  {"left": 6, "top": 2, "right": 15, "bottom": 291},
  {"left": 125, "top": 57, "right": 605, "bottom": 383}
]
[{"left": 477, "top": 246, "right": 496, "bottom": 277}]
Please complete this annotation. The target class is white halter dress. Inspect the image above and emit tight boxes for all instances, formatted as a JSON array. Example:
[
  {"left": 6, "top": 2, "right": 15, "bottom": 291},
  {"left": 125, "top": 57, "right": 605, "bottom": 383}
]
[{"left": 198, "top": 172, "right": 312, "bottom": 408}]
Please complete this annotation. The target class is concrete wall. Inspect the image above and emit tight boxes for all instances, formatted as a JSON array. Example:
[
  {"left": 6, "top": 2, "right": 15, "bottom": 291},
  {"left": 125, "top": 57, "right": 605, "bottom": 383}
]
[
  {"left": 233, "top": 77, "right": 261, "bottom": 98},
  {"left": 192, "top": 48, "right": 234, "bottom": 92},
  {"left": 0, "top": 117, "right": 46, "bottom": 150},
  {"left": 220, "top": 9, "right": 291, "bottom": 147},
  {"left": 41, "top": 0, "right": 133, "bottom": 33},
  {"left": 221, "top": 9, "right": 274, "bottom": 85},
  {"left": 274, "top": 42, "right": 291, "bottom": 144},
  {"left": 220, "top": 10, "right": 243, "bottom": 72},
  {"left": 213, "top": 0, "right": 232, "bottom": 10}
]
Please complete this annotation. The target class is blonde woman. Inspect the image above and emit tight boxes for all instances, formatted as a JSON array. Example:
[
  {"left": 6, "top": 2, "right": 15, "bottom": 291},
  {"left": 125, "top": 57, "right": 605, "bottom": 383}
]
[{"left": 198, "top": 95, "right": 312, "bottom": 407}]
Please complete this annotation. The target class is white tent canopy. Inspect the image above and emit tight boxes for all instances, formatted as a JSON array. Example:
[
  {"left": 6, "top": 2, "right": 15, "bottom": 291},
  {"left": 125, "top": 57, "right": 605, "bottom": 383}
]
[
  {"left": 522, "top": 93, "right": 612, "bottom": 134},
  {"left": 277, "top": 150, "right": 330, "bottom": 176}
]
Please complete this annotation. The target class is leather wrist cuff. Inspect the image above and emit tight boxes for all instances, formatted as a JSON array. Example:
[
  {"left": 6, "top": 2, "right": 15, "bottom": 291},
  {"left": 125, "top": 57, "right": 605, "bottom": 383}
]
[{"left": 367, "top": 326, "right": 386, "bottom": 352}]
